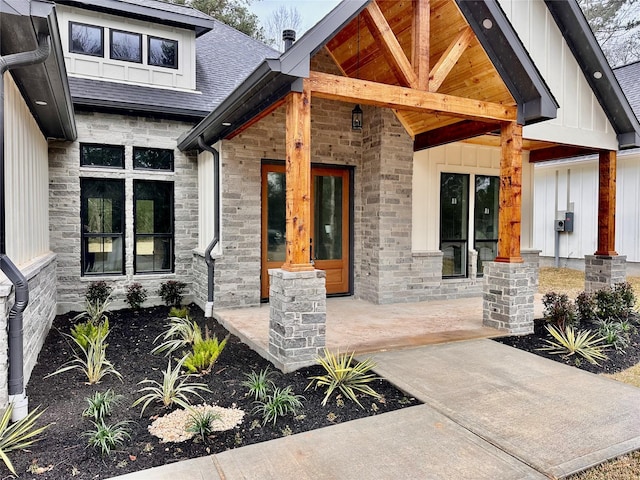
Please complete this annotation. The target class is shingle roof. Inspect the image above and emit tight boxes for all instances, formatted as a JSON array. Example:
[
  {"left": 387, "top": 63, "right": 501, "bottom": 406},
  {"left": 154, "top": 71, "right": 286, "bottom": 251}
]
[
  {"left": 69, "top": 18, "right": 277, "bottom": 119},
  {"left": 111, "top": 0, "right": 214, "bottom": 21},
  {"left": 614, "top": 61, "right": 640, "bottom": 122}
]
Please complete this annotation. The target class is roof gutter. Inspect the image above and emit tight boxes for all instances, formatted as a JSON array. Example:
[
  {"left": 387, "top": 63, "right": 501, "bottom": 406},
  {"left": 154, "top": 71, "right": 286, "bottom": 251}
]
[
  {"left": 197, "top": 137, "right": 220, "bottom": 318},
  {"left": 0, "top": 33, "right": 51, "bottom": 421}
]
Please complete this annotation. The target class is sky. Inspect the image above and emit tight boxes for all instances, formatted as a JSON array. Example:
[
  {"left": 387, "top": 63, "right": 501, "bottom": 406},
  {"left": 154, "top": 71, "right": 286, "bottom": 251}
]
[{"left": 249, "top": 0, "right": 342, "bottom": 35}]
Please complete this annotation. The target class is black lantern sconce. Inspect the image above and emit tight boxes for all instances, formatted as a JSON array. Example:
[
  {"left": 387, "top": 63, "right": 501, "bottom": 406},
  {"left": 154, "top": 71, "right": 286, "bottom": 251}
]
[{"left": 352, "top": 104, "right": 363, "bottom": 130}]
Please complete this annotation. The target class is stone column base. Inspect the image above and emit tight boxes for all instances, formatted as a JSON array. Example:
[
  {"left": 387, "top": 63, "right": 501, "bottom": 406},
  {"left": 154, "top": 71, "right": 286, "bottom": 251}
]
[
  {"left": 268, "top": 269, "right": 326, "bottom": 372},
  {"left": 483, "top": 262, "right": 535, "bottom": 334},
  {"left": 585, "top": 255, "right": 626, "bottom": 292}
]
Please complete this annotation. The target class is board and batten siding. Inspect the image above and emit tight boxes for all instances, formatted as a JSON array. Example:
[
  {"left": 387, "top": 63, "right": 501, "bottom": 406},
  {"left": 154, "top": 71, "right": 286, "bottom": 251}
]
[
  {"left": 56, "top": 5, "right": 197, "bottom": 91},
  {"left": 534, "top": 152, "right": 640, "bottom": 263},
  {"left": 3, "top": 73, "right": 50, "bottom": 266},
  {"left": 498, "top": 0, "right": 618, "bottom": 150},
  {"left": 412, "top": 142, "right": 535, "bottom": 252}
]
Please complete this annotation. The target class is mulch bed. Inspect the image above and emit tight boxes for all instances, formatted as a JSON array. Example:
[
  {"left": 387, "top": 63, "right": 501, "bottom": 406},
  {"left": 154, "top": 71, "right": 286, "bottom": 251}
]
[
  {"left": 10, "top": 304, "right": 419, "bottom": 479},
  {"left": 495, "top": 318, "right": 640, "bottom": 375}
]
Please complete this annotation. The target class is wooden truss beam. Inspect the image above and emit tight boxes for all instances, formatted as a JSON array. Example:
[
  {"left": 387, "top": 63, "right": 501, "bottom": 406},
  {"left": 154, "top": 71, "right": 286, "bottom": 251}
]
[
  {"left": 496, "top": 121, "right": 523, "bottom": 263},
  {"left": 412, "top": 0, "right": 430, "bottom": 91},
  {"left": 595, "top": 150, "right": 618, "bottom": 256},
  {"left": 363, "top": 1, "right": 418, "bottom": 88},
  {"left": 414, "top": 120, "right": 498, "bottom": 151},
  {"left": 529, "top": 145, "right": 597, "bottom": 163},
  {"left": 308, "top": 72, "right": 517, "bottom": 123},
  {"left": 282, "top": 86, "right": 314, "bottom": 272},
  {"left": 429, "top": 27, "right": 474, "bottom": 92}
]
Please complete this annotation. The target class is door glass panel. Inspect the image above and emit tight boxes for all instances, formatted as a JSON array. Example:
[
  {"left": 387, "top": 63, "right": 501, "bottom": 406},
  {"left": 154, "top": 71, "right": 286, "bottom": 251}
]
[
  {"left": 440, "top": 173, "right": 469, "bottom": 277},
  {"left": 314, "top": 175, "right": 343, "bottom": 260},
  {"left": 266, "top": 172, "right": 286, "bottom": 262},
  {"left": 474, "top": 175, "right": 499, "bottom": 276}
]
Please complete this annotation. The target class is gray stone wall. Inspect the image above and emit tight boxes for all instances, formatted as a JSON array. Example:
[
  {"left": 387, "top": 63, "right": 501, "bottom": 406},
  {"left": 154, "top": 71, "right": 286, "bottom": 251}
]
[
  {"left": 49, "top": 112, "right": 198, "bottom": 313},
  {"left": 585, "top": 255, "right": 627, "bottom": 292},
  {"left": 0, "top": 253, "right": 57, "bottom": 408}
]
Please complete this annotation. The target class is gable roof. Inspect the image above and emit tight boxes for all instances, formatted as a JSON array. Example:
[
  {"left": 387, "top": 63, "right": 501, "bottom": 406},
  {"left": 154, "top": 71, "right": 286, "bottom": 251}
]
[
  {"left": 177, "top": 0, "right": 558, "bottom": 151},
  {"left": 0, "top": 0, "right": 76, "bottom": 140},
  {"left": 544, "top": 0, "right": 640, "bottom": 149},
  {"left": 68, "top": 18, "right": 277, "bottom": 120},
  {"left": 55, "top": 0, "right": 216, "bottom": 37}
]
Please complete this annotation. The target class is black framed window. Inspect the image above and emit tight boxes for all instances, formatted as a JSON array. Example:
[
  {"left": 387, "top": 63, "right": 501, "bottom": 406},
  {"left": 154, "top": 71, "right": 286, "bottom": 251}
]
[
  {"left": 80, "top": 144, "right": 124, "bottom": 168},
  {"left": 148, "top": 36, "right": 178, "bottom": 69},
  {"left": 81, "top": 179, "right": 125, "bottom": 275},
  {"left": 440, "top": 173, "right": 469, "bottom": 278},
  {"left": 110, "top": 29, "right": 142, "bottom": 63},
  {"left": 69, "top": 22, "right": 104, "bottom": 57},
  {"left": 133, "top": 147, "right": 174, "bottom": 171},
  {"left": 134, "top": 180, "right": 174, "bottom": 273},
  {"left": 474, "top": 175, "right": 499, "bottom": 277}
]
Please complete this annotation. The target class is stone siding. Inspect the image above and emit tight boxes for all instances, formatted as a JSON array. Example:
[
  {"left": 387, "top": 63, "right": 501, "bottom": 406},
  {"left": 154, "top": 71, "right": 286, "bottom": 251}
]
[
  {"left": 49, "top": 112, "right": 198, "bottom": 313},
  {"left": 585, "top": 255, "right": 627, "bottom": 292},
  {"left": 0, "top": 253, "right": 57, "bottom": 408}
]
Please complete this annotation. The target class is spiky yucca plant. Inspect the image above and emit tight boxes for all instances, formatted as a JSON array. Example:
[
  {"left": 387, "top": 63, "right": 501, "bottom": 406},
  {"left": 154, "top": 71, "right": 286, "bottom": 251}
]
[
  {"left": 307, "top": 349, "right": 380, "bottom": 408},
  {"left": 0, "top": 405, "right": 50, "bottom": 475},
  {"left": 151, "top": 316, "right": 201, "bottom": 356},
  {"left": 539, "top": 325, "right": 609, "bottom": 365}
]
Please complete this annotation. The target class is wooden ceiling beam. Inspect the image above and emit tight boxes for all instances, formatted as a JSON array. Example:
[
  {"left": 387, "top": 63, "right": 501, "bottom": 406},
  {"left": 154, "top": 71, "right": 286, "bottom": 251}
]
[
  {"left": 414, "top": 120, "right": 499, "bottom": 151},
  {"left": 412, "top": 0, "right": 430, "bottom": 91},
  {"left": 362, "top": 1, "right": 418, "bottom": 88},
  {"left": 528, "top": 145, "right": 598, "bottom": 163},
  {"left": 429, "top": 26, "right": 474, "bottom": 92},
  {"left": 308, "top": 71, "right": 518, "bottom": 123}
]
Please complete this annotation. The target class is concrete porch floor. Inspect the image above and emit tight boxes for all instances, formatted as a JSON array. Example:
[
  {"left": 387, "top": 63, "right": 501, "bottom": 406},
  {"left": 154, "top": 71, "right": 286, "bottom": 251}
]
[{"left": 213, "top": 295, "right": 545, "bottom": 365}]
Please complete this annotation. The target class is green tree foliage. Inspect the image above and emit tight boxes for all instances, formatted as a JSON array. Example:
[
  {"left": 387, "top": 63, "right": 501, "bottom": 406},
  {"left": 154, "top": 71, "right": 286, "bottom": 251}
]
[
  {"left": 578, "top": 0, "right": 640, "bottom": 66},
  {"left": 167, "top": 0, "right": 266, "bottom": 42}
]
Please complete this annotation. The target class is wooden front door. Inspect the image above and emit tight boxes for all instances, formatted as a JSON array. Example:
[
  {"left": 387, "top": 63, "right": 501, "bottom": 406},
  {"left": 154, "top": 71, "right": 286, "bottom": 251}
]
[{"left": 261, "top": 163, "right": 350, "bottom": 299}]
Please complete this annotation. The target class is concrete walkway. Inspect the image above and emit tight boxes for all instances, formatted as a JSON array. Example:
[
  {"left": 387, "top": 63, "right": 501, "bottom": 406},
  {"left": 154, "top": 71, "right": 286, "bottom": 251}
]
[{"left": 109, "top": 339, "right": 640, "bottom": 480}]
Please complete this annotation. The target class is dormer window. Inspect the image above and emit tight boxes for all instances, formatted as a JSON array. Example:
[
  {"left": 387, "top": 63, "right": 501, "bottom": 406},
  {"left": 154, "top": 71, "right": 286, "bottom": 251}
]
[
  {"left": 148, "top": 36, "right": 178, "bottom": 69},
  {"left": 69, "top": 22, "right": 103, "bottom": 57},
  {"left": 110, "top": 30, "right": 142, "bottom": 63}
]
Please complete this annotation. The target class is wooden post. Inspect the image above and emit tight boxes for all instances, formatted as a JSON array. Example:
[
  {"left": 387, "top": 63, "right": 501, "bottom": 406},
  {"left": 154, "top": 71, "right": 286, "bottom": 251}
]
[
  {"left": 595, "top": 150, "right": 618, "bottom": 256},
  {"left": 413, "top": 0, "right": 429, "bottom": 91},
  {"left": 282, "top": 86, "right": 314, "bottom": 272},
  {"left": 496, "top": 121, "right": 524, "bottom": 263}
]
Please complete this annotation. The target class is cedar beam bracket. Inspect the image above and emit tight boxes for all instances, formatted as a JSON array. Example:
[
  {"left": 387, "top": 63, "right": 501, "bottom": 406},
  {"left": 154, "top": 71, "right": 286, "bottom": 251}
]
[
  {"left": 595, "top": 150, "right": 618, "bottom": 256},
  {"left": 429, "top": 27, "right": 474, "bottom": 92},
  {"left": 308, "top": 71, "right": 517, "bottom": 123},
  {"left": 363, "top": 1, "right": 418, "bottom": 88},
  {"left": 412, "top": 0, "right": 430, "bottom": 91},
  {"left": 282, "top": 85, "right": 314, "bottom": 272},
  {"left": 495, "top": 121, "right": 524, "bottom": 263}
]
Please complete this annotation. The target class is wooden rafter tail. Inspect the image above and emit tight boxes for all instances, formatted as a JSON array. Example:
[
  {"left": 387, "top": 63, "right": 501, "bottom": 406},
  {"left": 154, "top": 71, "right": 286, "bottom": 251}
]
[{"left": 362, "top": 0, "right": 417, "bottom": 88}]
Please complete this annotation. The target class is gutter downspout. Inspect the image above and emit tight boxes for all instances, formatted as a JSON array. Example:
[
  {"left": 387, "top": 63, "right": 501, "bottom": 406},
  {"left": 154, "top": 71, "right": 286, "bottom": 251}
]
[
  {"left": 0, "top": 34, "right": 51, "bottom": 421},
  {"left": 197, "top": 137, "right": 220, "bottom": 318}
]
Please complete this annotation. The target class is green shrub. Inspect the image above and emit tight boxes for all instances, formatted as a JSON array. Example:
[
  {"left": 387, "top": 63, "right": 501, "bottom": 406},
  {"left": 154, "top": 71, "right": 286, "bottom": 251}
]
[
  {"left": 168, "top": 306, "right": 189, "bottom": 318},
  {"left": 0, "top": 404, "right": 50, "bottom": 475},
  {"left": 538, "top": 325, "right": 608, "bottom": 365},
  {"left": 82, "top": 389, "right": 123, "bottom": 423},
  {"left": 158, "top": 280, "right": 187, "bottom": 307},
  {"left": 46, "top": 329, "right": 121, "bottom": 384},
  {"left": 132, "top": 357, "right": 211, "bottom": 416},
  {"left": 575, "top": 291, "right": 597, "bottom": 325},
  {"left": 597, "top": 320, "right": 632, "bottom": 352},
  {"left": 183, "top": 334, "right": 229, "bottom": 375},
  {"left": 85, "top": 281, "right": 113, "bottom": 306},
  {"left": 71, "top": 319, "right": 109, "bottom": 352},
  {"left": 125, "top": 283, "right": 147, "bottom": 310},
  {"left": 307, "top": 349, "right": 380, "bottom": 408},
  {"left": 152, "top": 316, "right": 201, "bottom": 356},
  {"left": 252, "top": 386, "right": 304, "bottom": 426},
  {"left": 542, "top": 292, "right": 577, "bottom": 330},
  {"left": 84, "top": 420, "right": 131, "bottom": 456},
  {"left": 187, "top": 410, "right": 221, "bottom": 443},
  {"left": 242, "top": 368, "right": 276, "bottom": 401}
]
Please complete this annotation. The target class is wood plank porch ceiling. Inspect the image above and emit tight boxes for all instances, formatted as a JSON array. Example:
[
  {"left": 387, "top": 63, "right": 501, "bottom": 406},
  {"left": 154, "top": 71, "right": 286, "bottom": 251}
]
[{"left": 316, "top": 0, "right": 565, "bottom": 160}]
